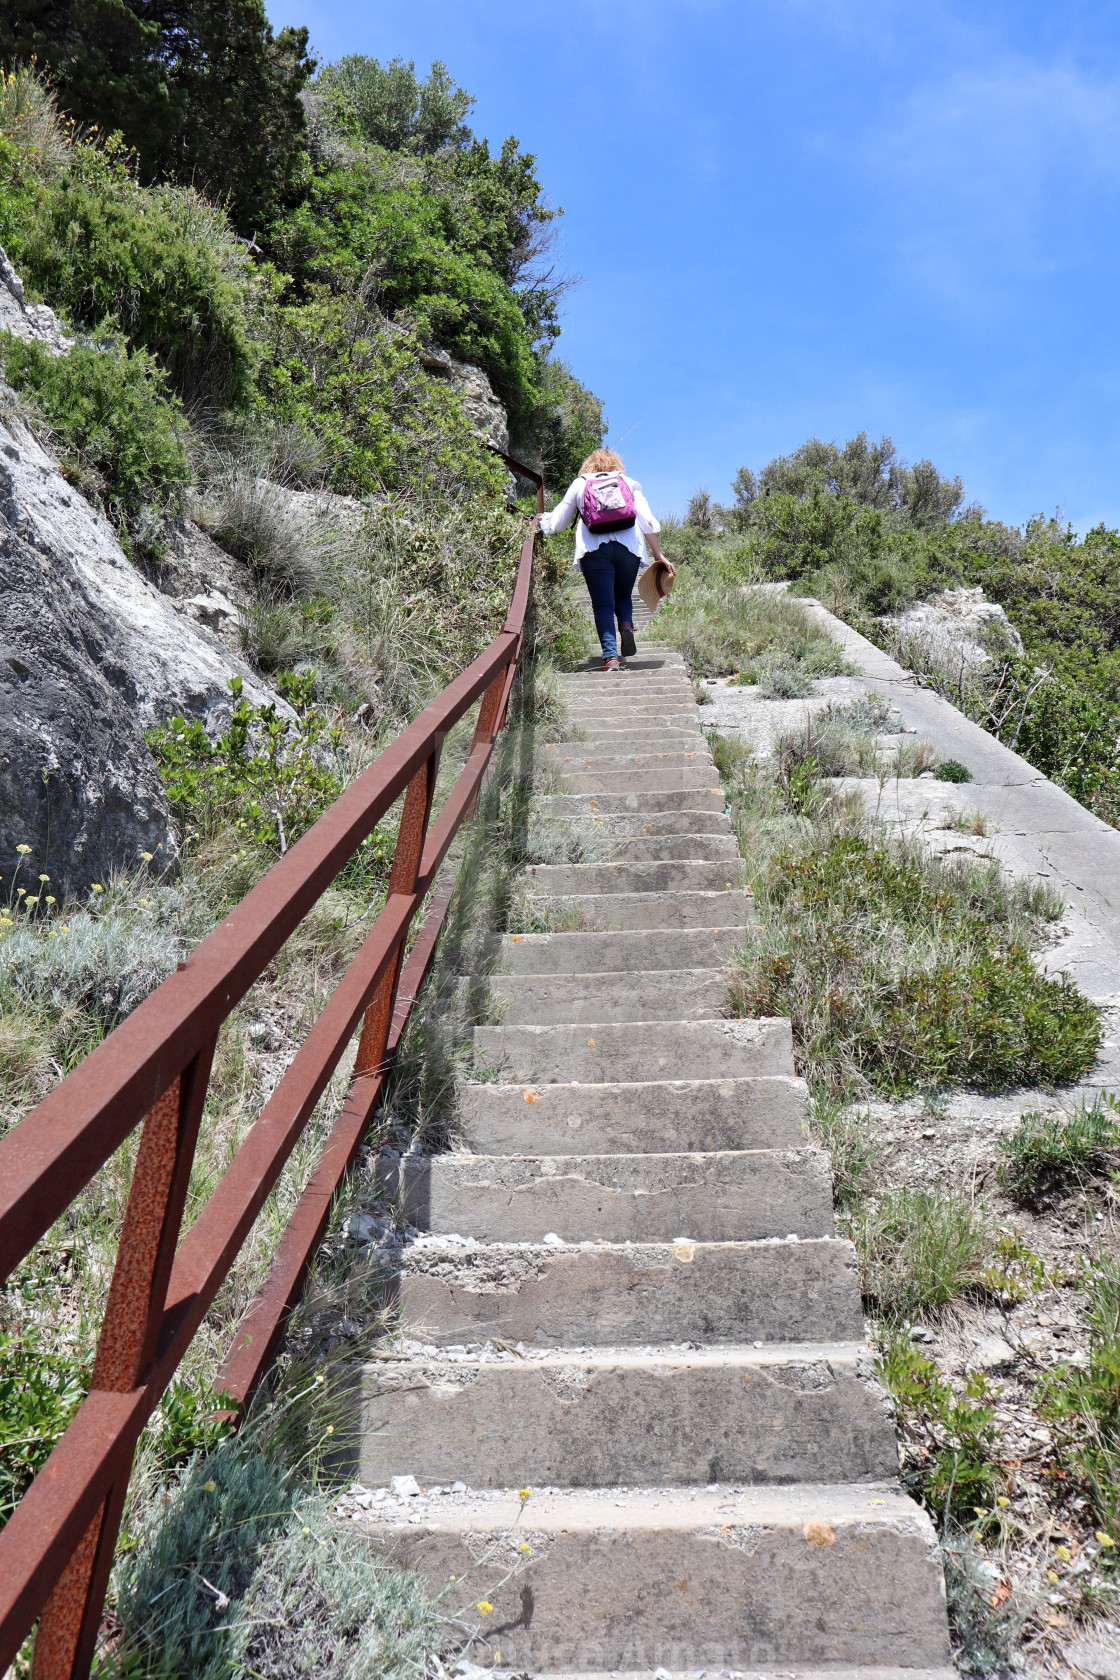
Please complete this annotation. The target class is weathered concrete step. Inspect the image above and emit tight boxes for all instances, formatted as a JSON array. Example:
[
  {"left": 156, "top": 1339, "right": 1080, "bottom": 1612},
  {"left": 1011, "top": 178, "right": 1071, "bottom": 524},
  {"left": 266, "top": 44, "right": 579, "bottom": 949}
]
[
  {"left": 384, "top": 1146, "right": 833, "bottom": 1243},
  {"left": 556, "top": 749, "right": 713, "bottom": 776},
  {"left": 566, "top": 706, "right": 700, "bottom": 724},
  {"left": 359, "top": 1343, "right": 896, "bottom": 1489},
  {"left": 494, "top": 927, "right": 745, "bottom": 975},
  {"left": 524, "top": 858, "right": 745, "bottom": 896},
  {"left": 458, "top": 1075, "right": 808, "bottom": 1154},
  {"left": 537, "top": 1670, "right": 955, "bottom": 1680},
  {"left": 558, "top": 767, "right": 721, "bottom": 796},
  {"left": 560, "top": 672, "right": 691, "bottom": 685},
  {"left": 357, "top": 1481, "right": 951, "bottom": 1673},
  {"left": 488, "top": 967, "right": 728, "bottom": 1024},
  {"left": 607, "top": 833, "right": 740, "bottom": 862},
  {"left": 529, "top": 888, "right": 752, "bottom": 930},
  {"left": 395, "top": 1235, "right": 863, "bottom": 1345},
  {"left": 547, "top": 730, "right": 707, "bottom": 753},
  {"left": 547, "top": 809, "right": 732, "bottom": 838},
  {"left": 539, "top": 790, "right": 726, "bottom": 817},
  {"left": 560, "top": 684, "right": 695, "bottom": 702},
  {"left": 474, "top": 1017, "right": 792, "bottom": 1085}
]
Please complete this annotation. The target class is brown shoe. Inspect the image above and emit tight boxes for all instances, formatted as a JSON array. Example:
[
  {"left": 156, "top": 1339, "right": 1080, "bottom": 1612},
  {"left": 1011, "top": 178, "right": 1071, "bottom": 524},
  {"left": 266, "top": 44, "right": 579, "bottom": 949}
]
[{"left": 603, "top": 656, "right": 620, "bottom": 672}]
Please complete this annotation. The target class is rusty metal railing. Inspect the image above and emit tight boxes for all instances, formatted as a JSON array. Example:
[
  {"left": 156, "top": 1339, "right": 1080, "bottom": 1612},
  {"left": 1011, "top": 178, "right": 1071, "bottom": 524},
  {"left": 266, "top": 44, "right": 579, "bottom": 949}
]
[{"left": 0, "top": 454, "right": 545, "bottom": 1678}]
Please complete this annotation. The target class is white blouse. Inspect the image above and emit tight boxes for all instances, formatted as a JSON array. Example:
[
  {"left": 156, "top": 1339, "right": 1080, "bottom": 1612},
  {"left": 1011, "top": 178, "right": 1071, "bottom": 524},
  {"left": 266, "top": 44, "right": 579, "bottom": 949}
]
[{"left": 539, "top": 474, "right": 661, "bottom": 566}]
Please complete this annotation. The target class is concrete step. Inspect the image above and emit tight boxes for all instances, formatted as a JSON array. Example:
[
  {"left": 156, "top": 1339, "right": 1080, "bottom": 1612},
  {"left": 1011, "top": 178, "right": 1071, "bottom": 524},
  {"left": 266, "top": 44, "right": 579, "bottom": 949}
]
[
  {"left": 560, "top": 684, "right": 694, "bottom": 702},
  {"left": 394, "top": 1235, "right": 864, "bottom": 1346},
  {"left": 527, "top": 888, "right": 752, "bottom": 930},
  {"left": 558, "top": 768, "right": 722, "bottom": 796},
  {"left": 384, "top": 1146, "right": 833, "bottom": 1244},
  {"left": 547, "top": 730, "right": 707, "bottom": 754},
  {"left": 563, "top": 706, "right": 700, "bottom": 724},
  {"left": 488, "top": 967, "right": 728, "bottom": 1024},
  {"left": 475, "top": 1016, "right": 792, "bottom": 1085},
  {"left": 607, "top": 833, "right": 740, "bottom": 862},
  {"left": 458, "top": 1075, "right": 808, "bottom": 1155},
  {"left": 493, "top": 928, "right": 745, "bottom": 975},
  {"left": 359, "top": 1342, "right": 897, "bottom": 1489},
  {"left": 524, "top": 859, "right": 745, "bottom": 896},
  {"left": 541, "top": 810, "right": 732, "bottom": 838},
  {"left": 357, "top": 1483, "right": 951, "bottom": 1674},
  {"left": 555, "top": 749, "right": 713, "bottom": 776},
  {"left": 539, "top": 790, "right": 726, "bottom": 817}
]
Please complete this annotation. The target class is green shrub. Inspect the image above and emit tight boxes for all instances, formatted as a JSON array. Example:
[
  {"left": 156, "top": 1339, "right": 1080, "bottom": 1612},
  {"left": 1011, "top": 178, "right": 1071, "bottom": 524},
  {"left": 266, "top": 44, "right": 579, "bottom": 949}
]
[
  {"left": 114, "top": 1440, "right": 437, "bottom": 1679},
  {"left": 730, "top": 828, "right": 1100, "bottom": 1093},
  {"left": 651, "top": 553, "right": 849, "bottom": 680},
  {"left": 8, "top": 138, "right": 261, "bottom": 407},
  {"left": 1038, "top": 1259, "right": 1120, "bottom": 1542},
  {"left": 997, "top": 1099, "right": 1120, "bottom": 1199},
  {"left": 877, "top": 1333, "right": 1001, "bottom": 1519},
  {"left": 0, "top": 1321, "right": 85, "bottom": 1521},
  {"left": 148, "top": 674, "right": 389, "bottom": 886},
  {"left": 0, "top": 334, "right": 187, "bottom": 547},
  {"left": 935, "top": 760, "right": 973, "bottom": 783},
  {"left": 855, "top": 1189, "right": 994, "bottom": 1319}
]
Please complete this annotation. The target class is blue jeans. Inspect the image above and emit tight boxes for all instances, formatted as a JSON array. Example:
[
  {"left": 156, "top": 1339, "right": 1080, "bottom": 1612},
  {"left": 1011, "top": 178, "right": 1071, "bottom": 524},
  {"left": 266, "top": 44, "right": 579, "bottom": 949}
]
[{"left": 580, "top": 542, "right": 641, "bottom": 658}]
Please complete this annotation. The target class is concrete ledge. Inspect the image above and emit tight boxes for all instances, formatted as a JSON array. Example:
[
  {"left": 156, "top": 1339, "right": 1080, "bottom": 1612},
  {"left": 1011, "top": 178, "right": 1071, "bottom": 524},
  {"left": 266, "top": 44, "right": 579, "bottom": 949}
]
[
  {"left": 474, "top": 1016, "right": 793, "bottom": 1083},
  {"left": 356, "top": 1481, "right": 951, "bottom": 1672},
  {"left": 457, "top": 1074, "right": 809, "bottom": 1154},
  {"left": 358, "top": 1343, "right": 896, "bottom": 1488},
  {"left": 395, "top": 1235, "right": 864, "bottom": 1345},
  {"left": 384, "top": 1146, "right": 834, "bottom": 1243}
]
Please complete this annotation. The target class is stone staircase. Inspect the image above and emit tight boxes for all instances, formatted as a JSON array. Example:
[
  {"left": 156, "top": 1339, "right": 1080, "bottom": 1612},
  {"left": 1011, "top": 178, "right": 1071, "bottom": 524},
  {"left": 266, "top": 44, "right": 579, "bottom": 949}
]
[{"left": 359, "top": 645, "right": 952, "bottom": 1677}]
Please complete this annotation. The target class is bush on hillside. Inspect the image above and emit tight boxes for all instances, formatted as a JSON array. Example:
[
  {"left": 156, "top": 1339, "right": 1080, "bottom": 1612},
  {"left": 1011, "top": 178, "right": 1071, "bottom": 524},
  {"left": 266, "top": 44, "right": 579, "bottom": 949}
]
[
  {"left": 0, "top": 97, "right": 261, "bottom": 409},
  {"left": 0, "top": 334, "right": 187, "bottom": 547}
]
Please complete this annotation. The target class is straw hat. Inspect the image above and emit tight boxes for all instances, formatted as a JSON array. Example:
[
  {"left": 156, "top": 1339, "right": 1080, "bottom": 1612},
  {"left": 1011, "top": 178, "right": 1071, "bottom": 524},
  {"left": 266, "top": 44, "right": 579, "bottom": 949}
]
[{"left": 637, "top": 557, "right": 675, "bottom": 615}]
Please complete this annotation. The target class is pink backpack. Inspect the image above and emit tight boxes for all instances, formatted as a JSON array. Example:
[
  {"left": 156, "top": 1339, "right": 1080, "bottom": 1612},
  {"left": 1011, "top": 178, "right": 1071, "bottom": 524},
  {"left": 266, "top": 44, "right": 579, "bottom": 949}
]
[{"left": 581, "top": 471, "right": 637, "bottom": 532}]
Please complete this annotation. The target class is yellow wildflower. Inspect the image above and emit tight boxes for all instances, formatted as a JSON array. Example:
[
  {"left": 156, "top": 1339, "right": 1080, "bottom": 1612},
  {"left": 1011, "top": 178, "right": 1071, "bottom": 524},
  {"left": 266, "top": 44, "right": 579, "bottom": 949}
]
[
  {"left": 91, "top": 884, "right": 103, "bottom": 893},
  {"left": 45, "top": 896, "right": 56, "bottom": 905},
  {"left": 1048, "top": 1570, "right": 1059, "bottom": 1583},
  {"left": 518, "top": 1542, "right": 530, "bottom": 1554},
  {"left": 38, "top": 873, "right": 49, "bottom": 883},
  {"left": 24, "top": 896, "right": 38, "bottom": 907},
  {"left": 16, "top": 844, "right": 31, "bottom": 855},
  {"left": 204, "top": 1480, "right": 217, "bottom": 1493},
  {"left": 476, "top": 1601, "right": 492, "bottom": 1616},
  {"left": 518, "top": 1486, "right": 532, "bottom": 1502},
  {"left": 997, "top": 1496, "right": 1009, "bottom": 1507},
  {"left": 1055, "top": 1545, "right": 1071, "bottom": 1562},
  {"left": 1097, "top": 1531, "right": 1116, "bottom": 1547},
  {"left": 140, "top": 850, "right": 154, "bottom": 861}
]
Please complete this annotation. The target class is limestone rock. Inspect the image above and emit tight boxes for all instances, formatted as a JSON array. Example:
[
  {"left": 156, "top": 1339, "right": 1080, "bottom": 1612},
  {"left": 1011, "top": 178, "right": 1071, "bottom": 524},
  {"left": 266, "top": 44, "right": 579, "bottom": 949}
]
[
  {"left": 0, "top": 399, "right": 291, "bottom": 896},
  {"left": 885, "top": 586, "right": 1023, "bottom": 677},
  {"left": 0, "top": 246, "right": 73, "bottom": 356},
  {"left": 419, "top": 346, "right": 509, "bottom": 452}
]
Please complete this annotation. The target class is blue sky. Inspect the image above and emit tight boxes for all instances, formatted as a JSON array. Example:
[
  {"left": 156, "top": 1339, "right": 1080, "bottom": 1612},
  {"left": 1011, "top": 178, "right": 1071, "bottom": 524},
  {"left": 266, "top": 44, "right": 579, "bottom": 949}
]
[{"left": 269, "top": 0, "right": 1120, "bottom": 529}]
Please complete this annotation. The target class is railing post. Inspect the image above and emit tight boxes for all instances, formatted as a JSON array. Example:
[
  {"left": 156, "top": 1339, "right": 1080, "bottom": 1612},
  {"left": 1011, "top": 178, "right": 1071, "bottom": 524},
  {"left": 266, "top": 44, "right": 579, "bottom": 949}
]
[
  {"left": 352, "top": 742, "right": 443, "bottom": 1080},
  {"left": 31, "top": 1042, "right": 215, "bottom": 1680}
]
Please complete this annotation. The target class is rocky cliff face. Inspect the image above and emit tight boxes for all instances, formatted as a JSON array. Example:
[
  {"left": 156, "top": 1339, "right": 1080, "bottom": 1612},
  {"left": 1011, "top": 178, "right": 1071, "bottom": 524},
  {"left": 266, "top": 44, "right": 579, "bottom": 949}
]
[{"left": 0, "top": 398, "right": 290, "bottom": 896}]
